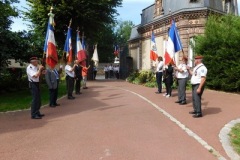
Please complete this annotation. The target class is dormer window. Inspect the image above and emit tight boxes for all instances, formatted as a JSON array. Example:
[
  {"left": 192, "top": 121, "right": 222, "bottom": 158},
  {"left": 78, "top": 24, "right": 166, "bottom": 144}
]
[{"left": 154, "top": 0, "right": 164, "bottom": 18}]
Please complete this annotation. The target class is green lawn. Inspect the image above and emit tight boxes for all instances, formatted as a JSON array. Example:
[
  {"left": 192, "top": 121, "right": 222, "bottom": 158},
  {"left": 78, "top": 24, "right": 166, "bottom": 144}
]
[
  {"left": 0, "top": 81, "right": 67, "bottom": 112},
  {"left": 229, "top": 123, "right": 240, "bottom": 155}
]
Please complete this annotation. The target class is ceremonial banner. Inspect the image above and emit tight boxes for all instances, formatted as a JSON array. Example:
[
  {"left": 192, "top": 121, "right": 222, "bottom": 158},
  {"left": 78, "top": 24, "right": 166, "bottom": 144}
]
[
  {"left": 164, "top": 20, "right": 183, "bottom": 64},
  {"left": 44, "top": 12, "right": 58, "bottom": 68},
  {"left": 150, "top": 31, "right": 158, "bottom": 61},
  {"left": 64, "top": 27, "right": 73, "bottom": 63},
  {"left": 91, "top": 44, "right": 99, "bottom": 67}
]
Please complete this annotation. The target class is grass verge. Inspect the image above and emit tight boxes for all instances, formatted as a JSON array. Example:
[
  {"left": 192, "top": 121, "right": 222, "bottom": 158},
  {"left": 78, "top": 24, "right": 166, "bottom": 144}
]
[
  {"left": 0, "top": 81, "right": 66, "bottom": 112},
  {"left": 229, "top": 123, "right": 240, "bottom": 155}
]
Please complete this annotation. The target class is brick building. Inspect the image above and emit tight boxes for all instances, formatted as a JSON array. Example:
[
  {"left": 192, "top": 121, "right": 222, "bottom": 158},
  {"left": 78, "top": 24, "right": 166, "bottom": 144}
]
[{"left": 128, "top": 0, "right": 238, "bottom": 70}]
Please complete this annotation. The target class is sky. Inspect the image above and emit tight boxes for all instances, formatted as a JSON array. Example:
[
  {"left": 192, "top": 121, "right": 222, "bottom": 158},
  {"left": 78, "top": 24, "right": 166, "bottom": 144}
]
[
  {"left": 10, "top": 0, "right": 154, "bottom": 31},
  {"left": 10, "top": 0, "right": 240, "bottom": 32}
]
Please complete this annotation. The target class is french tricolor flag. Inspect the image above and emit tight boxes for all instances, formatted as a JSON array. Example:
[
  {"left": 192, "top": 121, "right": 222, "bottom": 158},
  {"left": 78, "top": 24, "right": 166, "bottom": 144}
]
[
  {"left": 76, "top": 31, "right": 87, "bottom": 66},
  {"left": 64, "top": 27, "right": 73, "bottom": 63},
  {"left": 150, "top": 31, "right": 158, "bottom": 61},
  {"left": 164, "top": 20, "right": 183, "bottom": 65},
  {"left": 44, "top": 22, "right": 58, "bottom": 68},
  {"left": 114, "top": 45, "right": 119, "bottom": 57}
]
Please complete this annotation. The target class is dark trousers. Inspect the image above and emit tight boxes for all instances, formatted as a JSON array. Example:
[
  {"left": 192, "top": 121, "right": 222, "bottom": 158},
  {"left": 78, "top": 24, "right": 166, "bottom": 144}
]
[
  {"left": 30, "top": 82, "right": 41, "bottom": 117},
  {"left": 110, "top": 70, "right": 113, "bottom": 78},
  {"left": 66, "top": 76, "right": 74, "bottom": 97},
  {"left": 75, "top": 78, "right": 82, "bottom": 93},
  {"left": 105, "top": 71, "right": 108, "bottom": 79},
  {"left": 192, "top": 84, "right": 205, "bottom": 114},
  {"left": 156, "top": 72, "right": 163, "bottom": 93},
  {"left": 53, "top": 80, "right": 59, "bottom": 104},
  {"left": 49, "top": 89, "right": 57, "bottom": 106},
  {"left": 165, "top": 80, "right": 172, "bottom": 96},
  {"left": 93, "top": 71, "right": 97, "bottom": 80},
  {"left": 177, "top": 78, "right": 188, "bottom": 101},
  {"left": 115, "top": 72, "right": 119, "bottom": 79}
]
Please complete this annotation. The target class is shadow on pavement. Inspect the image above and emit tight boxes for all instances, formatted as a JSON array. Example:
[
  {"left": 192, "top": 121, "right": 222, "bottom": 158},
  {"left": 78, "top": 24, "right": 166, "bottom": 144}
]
[{"left": 0, "top": 84, "right": 123, "bottom": 135}]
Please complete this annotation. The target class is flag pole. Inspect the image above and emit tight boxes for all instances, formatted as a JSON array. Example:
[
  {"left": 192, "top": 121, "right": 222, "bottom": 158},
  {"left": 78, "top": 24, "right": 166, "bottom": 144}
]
[
  {"left": 76, "top": 27, "right": 80, "bottom": 60},
  {"left": 150, "top": 25, "right": 154, "bottom": 70},
  {"left": 68, "top": 18, "right": 72, "bottom": 28}
]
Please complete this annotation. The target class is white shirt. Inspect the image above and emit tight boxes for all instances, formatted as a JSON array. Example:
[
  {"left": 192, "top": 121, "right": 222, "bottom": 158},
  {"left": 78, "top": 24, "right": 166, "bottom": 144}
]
[
  {"left": 104, "top": 67, "right": 108, "bottom": 72},
  {"left": 176, "top": 63, "right": 189, "bottom": 78},
  {"left": 114, "top": 66, "right": 119, "bottom": 72},
  {"left": 108, "top": 65, "right": 113, "bottom": 71},
  {"left": 65, "top": 64, "right": 75, "bottom": 78},
  {"left": 26, "top": 64, "right": 39, "bottom": 82},
  {"left": 156, "top": 61, "right": 164, "bottom": 72},
  {"left": 190, "top": 63, "right": 208, "bottom": 85}
]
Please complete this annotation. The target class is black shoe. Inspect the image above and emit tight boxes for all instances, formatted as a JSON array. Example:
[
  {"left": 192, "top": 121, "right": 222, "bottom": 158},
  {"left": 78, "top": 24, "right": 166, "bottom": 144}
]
[
  {"left": 189, "top": 111, "right": 197, "bottom": 114},
  {"left": 175, "top": 100, "right": 182, "bottom": 103},
  {"left": 31, "top": 115, "right": 42, "bottom": 119},
  {"left": 83, "top": 87, "right": 88, "bottom": 89},
  {"left": 179, "top": 101, "right": 187, "bottom": 105},
  {"left": 54, "top": 103, "right": 60, "bottom": 106},
  {"left": 49, "top": 105, "right": 56, "bottom": 108},
  {"left": 76, "top": 92, "right": 82, "bottom": 95},
  {"left": 155, "top": 91, "right": 161, "bottom": 94},
  {"left": 38, "top": 113, "right": 45, "bottom": 117},
  {"left": 193, "top": 113, "right": 203, "bottom": 118},
  {"left": 68, "top": 96, "right": 75, "bottom": 100}
]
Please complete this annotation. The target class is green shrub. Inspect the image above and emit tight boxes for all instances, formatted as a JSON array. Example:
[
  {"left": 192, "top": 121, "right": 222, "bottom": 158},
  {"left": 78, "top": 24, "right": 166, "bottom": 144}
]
[
  {"left": 126, "top": 70, "right": 139, "bottom": 83},
  {"left": 127, "top": 70, "right": 157, "bottom": 87},
  {"left": 194, "top": 14, "right": 240, "bottom": 92}
]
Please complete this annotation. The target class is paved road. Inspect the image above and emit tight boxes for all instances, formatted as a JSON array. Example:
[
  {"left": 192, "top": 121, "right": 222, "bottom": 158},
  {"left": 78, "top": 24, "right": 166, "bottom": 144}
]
[{"left": 0, "top": 79, "right": 239, "bottom": 160}]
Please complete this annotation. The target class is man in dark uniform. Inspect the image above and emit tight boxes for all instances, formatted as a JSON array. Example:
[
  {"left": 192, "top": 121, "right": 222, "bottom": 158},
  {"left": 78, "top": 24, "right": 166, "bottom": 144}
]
[
  {"left": 26, "top": 57, "right": 45, "bottom": 119},
  {"left": 74, "top": 60, "right": 82, "bottom": 94},
  {"left": 52, "top": 66, "right": 62, "bottom": 106},
  {"left": 45, "top": 65, "right": 58, "bottom": 107}
]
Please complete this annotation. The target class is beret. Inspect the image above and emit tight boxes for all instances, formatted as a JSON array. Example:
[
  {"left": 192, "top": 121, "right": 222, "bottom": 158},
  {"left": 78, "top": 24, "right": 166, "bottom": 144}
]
[{"left": 194, "top": 55, "right": 203, "bottom": 59}]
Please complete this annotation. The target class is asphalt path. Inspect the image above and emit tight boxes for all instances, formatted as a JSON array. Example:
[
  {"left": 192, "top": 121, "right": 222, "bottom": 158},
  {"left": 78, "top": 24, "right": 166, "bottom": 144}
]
[{"left": 1, "top": 79, "right": 239, "bottom": 160}]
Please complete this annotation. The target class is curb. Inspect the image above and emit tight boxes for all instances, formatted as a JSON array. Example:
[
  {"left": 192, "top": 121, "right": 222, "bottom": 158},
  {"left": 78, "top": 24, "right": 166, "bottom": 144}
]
[
  {"left": 117, "top": 86, "right": 227, "bottom": 160},
  {"left": 219, "top": 119, "right": 240, "bottom": 160}
]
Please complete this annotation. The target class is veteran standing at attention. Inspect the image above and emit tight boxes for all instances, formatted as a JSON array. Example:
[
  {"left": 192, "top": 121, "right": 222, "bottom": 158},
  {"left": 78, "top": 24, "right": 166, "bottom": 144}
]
[
  {"left": 45, "top": 66, "right": 58, "bottom": 107},
  {"left": 187, "top": 55, "right": 208, "bottom": 118},
  {"left": 175, "top": 56, "right": 189, "bottom": 105},
  {"left": 26, "top": 57, "right": 45, "bottom": 119},
  {"left": 65, "top": 61, "right": 77, "bottom": 99}
]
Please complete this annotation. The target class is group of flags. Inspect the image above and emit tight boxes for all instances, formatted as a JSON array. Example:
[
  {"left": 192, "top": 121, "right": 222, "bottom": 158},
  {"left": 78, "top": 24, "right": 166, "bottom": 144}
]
[
  {"left": 63, "top": 26, "right": 88, "bottom": 66},
  {"left": 150, "top": 20, "right": 183, "bottom": 65},
  {"left": 44, "top": 11, "right": 98, "bottom": 68}
]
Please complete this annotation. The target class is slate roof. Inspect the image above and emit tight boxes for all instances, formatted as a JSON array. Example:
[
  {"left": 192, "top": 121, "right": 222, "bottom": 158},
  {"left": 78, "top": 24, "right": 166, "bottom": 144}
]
[{"left": 129, "top": 25, "right": 141, "bottom": 41}]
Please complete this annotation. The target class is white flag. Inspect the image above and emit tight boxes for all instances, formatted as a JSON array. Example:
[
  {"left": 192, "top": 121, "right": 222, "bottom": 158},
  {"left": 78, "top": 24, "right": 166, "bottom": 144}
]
[{"left": 92, "top": 44, "right": 99, "bottom": 67}]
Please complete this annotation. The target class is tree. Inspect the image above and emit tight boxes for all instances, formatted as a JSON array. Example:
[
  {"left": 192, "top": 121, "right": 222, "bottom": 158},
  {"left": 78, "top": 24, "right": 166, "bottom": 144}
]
[
  {"left": 97, "top": 24, "right": 116, "bottom": 63},
  {"left": 194, "top": 15, "right": 240, "bottom": 92},
  {"left": 113, "top": 20, "right": 134, "bottom": 60},
  {"left": 0, "top": 0, "right": 32, "bottom": 68},
  {"left": 114, "top": 20, "right": 134, "bottom": 45},
  {"left": 24, "top": 0, "right": 123, "bottom": 59}
]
